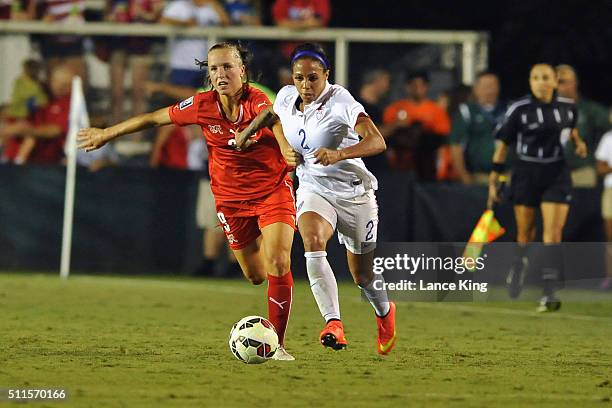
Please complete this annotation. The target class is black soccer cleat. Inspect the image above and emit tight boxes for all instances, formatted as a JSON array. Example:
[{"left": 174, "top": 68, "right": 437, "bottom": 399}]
[
  {"left": 506, "top": 256, "right": 528, "bottom": 299},
  {"left": 320, "top": 320, "right": 348, "bottom": 351},
  {"left": 321, "top": 333, "right": 347, "bottom": 350}
]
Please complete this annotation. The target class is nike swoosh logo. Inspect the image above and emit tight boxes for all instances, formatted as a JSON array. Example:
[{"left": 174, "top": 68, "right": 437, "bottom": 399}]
[
  {"left": 378, "top": 331, "right": 397, "bottom": 354},
  {"left": 269, "top": 296, "right": 288, "bottom": 310},
  {"left": 257, "top": 102, "right": 267, "bottom": 108}
]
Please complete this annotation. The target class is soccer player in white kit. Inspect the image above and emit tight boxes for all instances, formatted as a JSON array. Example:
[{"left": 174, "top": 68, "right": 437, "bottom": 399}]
[{"left": 237, "top": 43, "right": 397, "bottom": 355}]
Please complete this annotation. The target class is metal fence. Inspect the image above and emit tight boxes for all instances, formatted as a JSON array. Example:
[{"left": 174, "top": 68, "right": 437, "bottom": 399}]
[{"left": 0, "top": 20, "right": 488, "bottom": 88}]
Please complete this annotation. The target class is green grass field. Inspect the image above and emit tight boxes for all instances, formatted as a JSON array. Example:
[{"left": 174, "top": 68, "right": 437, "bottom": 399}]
[{"left": 1, "top": 273, "right": 611, "bottom": 407}]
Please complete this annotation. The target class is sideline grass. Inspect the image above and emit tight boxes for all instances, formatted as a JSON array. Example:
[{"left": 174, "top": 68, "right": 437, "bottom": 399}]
[{"left": 1, "top": 273, "right": 611, "bottom": 407}]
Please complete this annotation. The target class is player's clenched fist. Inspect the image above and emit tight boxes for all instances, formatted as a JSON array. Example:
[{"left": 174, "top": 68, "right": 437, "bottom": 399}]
[
  {"left": 282, "top": 146, "right": 302, "bottom": 167},
  {"left": 78, "top": 128, "right": 110, "bottom": 152},
  {"left": 313, "top": 148, "right": 343, "bottom": 166}
]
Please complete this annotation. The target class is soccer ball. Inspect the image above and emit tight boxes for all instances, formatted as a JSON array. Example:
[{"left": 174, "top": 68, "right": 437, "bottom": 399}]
[{"left": 228, "top": 316, "right": 279, "bottom": 364}]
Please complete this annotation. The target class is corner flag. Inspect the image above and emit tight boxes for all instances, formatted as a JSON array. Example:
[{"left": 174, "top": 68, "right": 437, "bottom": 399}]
[{"left": 60, "top": 76, "right": 89, "bottom": 279}]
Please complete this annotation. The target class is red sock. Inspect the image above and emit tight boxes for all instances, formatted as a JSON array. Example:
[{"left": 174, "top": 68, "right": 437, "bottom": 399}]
[{"left": 267, "top": 272, "right": 293, "bottom": 346}]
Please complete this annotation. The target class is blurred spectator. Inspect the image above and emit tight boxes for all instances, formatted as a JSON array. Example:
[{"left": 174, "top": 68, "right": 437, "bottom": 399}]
[
  {"left": 0, "top": 65, "right": 73, "bottom": 165},
  {"left": 449, "top": 71, "right": 506, "bottom": 185},
  {"left": 594, "top": 129, "right": 612, "bottom": 290},
  {"left": 150, "top": 125, "right": 204, "bottom": 170},
  {"left": 357, "top": 69, "right": 390, "bottom": 124},
  {"left": 382, "top": 72, "right": 451, "bottom": 180},
  {"left": 1, "top": 0, "right": 32, "bottom": 19},
  {"left": 437, "top": 84, "right": 472, "bottom": 120},
  {"left": 224, "top": 0, "right": 260, "bottom": 25},
  {"left": 556, "top": 65, "right": 611, "bottom": 188},
  {"left": 160, "top": 0, "right": 230, "bottom": 88},
  {"left": 437, "top": 84, "right": 473, "bottom": 182},
  {"left": 29, "top": 0, "right": 88, "bottom": 86},
  {"left": 104, "top": 0, "right": 164, "bottom": 123},
  {"left": 0, "top": 1, "right": 34, "bottom": 106},
  {"left": 272, "top": 0, "right": 330, "bottom": 88},
  {"left": 272, "top": 0, "right": 329, "bottom": 30},
  {"left": 77, "top": 142, "right": 120, "bottom": 172},
  {"left": 2, "top": 59, "right": 47, "bottom": 121},
  {"left": 145, "top": 82, "right": 205, "bottom": 170},
  {"left": 0, "top": 0, "right": 11, "bottom": 18},
  {"left": 0, "top": 59, "right": 48, "bottom": 164},
  {"left": 356, "top": 68, "right": 390, "bottom": 171}
]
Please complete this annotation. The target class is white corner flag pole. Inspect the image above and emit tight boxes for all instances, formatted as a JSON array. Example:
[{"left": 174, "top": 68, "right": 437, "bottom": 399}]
[{"left": 60, "top": 76, "right": 89, "bottom": 280}]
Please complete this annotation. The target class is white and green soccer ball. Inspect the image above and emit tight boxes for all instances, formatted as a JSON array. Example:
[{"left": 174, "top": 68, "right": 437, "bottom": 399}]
[{"left": 228, "top": 316, "right": 279, "bottom": 364}]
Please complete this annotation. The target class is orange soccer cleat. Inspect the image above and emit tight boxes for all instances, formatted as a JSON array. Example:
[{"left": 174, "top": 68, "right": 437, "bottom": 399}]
[
  {"left": 319, "top": 320, "right": 348, "bottom": 351},
  {"left": 376, "top": 302, "right": 397, "bottom": 355}
]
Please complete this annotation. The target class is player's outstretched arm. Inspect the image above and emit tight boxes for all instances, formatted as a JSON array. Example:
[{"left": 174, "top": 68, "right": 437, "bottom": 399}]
[
  {"left": 235, "top": 106, "right": 279, "bottom": 150},
  {"left": 314, "top": 115, "right": 386, "bottom": 166},
  {"left": 78, "top": 107, "right": 172, "bottom": 152}
]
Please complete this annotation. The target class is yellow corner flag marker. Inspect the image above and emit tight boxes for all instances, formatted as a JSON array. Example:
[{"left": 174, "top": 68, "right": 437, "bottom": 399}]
[{"left": 463, "top": 176, "right": 507, "bottom": 271}]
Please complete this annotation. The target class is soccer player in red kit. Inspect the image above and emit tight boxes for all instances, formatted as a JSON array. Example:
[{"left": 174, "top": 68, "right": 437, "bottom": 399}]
[{"left": 78, "top": 42, "right": 297, "bottom": 360}]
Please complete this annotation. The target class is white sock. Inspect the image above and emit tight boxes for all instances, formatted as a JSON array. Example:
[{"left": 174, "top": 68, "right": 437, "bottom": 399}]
[
  {"left": 360, "top": 274, "right": 390, "bottom": 317},
  {"left": 305, "top": 251, "right": 341, "bottom": 322}
]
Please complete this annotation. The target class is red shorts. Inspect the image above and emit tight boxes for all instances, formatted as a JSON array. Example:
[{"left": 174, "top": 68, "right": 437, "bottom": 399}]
[{"left": 215, "top": 179, "right": 296, "bottom": 250}]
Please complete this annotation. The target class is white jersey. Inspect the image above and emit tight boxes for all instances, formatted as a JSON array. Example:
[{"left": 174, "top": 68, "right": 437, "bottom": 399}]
[
  {"left": 596, "top": 130, "right": 612, "bottom": 188},
  {"left": 273, "top": 82, "right": 378, "bottom": 199}
]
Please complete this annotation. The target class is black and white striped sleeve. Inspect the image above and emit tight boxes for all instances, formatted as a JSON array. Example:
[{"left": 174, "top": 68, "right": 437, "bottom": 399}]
[{"left": 494, "top": 102, "right": 522, "bottom": 145}]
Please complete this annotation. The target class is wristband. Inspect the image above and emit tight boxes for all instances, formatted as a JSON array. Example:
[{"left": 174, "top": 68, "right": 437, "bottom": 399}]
[{"left": 491, "top": 162, "right": 506, "bottom": 173}]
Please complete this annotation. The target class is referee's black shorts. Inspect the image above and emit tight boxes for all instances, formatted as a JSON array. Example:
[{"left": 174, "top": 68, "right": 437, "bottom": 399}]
[{"left": 510, "top": 160, "right": 572, "bottom": 207}]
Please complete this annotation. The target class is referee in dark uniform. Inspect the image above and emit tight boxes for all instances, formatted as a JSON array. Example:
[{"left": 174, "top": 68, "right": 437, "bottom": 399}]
[{"left": 488, "top": 63, "right": 587, "bottom": 312}]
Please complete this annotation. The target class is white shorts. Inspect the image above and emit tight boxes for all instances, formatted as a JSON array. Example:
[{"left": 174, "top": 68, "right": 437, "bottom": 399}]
[
  {"left": 296, "top": 188, "right": 378, "bottom": 254},
  {"left": 196, "top": 179, "right": 219, "bottom": 229}
]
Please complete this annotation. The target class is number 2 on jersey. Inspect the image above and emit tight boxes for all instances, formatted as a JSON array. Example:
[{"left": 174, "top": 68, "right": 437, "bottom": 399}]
[
  {"left": 365, "top": 220, "right": 374, "bottom": 241},
  {"left": 299, "top": 129, "right": 310, "bottom": 149}
]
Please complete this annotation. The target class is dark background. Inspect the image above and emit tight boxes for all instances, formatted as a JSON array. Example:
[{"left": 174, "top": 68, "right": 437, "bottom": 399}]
[
  {"left": 0, "top": 165, "right": 604, "bottom": 276},
  {"left": 262, "top": 0, "right": 612, "bottom": 104}
]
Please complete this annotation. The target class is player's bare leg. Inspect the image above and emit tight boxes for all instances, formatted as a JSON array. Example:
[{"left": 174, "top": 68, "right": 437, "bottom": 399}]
[
  {"left": 347, "top": 250, "right": 396, "bottom": 355},
  {"left": 541, "top": 202, "right": 569, "bottom": 244},
  {"left": 231, "top": 232, "right": 293, "bottom": 360},
  {"left": 508, "top": 205, "right": 536, "bottom": 298},
  {"left": 538, "top": 202, "right": 570, "bottom": 312},
  {"left": 261, "top": 222, "right": 295, "bottom": 360},
  {"left": 299, "top": 212, "right": 346, "bottom": 350},
  {"left": 232, "top": 236, "right": 266, "bottom": 285}
]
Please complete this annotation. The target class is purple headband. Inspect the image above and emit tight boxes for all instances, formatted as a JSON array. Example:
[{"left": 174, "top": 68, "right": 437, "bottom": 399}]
[{"left": 291, "top": 50, "right": 329, "bottom": 70}]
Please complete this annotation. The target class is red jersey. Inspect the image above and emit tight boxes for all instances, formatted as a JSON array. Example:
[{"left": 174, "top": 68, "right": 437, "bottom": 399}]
[
  {"left": 2, "top": 95, "right": 70, "bottom": 164},
  {"left": 169, "top": 86, "right": 289, "bottom": 203},
  {"left": 29, "top": 94, "right": 70, "bottom": 164}
]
